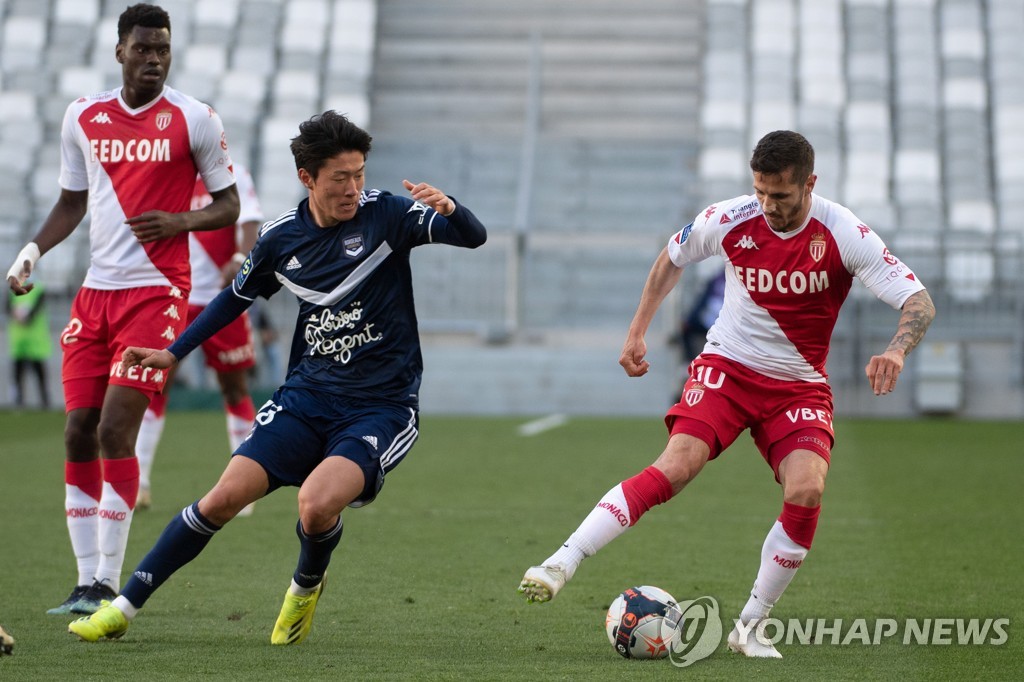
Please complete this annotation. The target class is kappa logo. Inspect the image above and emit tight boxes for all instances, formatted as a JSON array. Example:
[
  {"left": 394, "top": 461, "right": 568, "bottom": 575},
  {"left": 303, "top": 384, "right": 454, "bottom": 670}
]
[
  {"left": 734, "top": 235, "right": 759, "bottom": 250},
  {"left": 362, "top": 435, "right": 378, "bottom": 450},
  {"left": 161, "top": 326, "right": 176, "bottom": 342},
  {"left": 90, "top": 112, "right": 112, "bottom": 124},
  {"left": 285, "top": 255, "right": 302, "bottom": 271},
  {"left": 162, "top": 304, "right": 180, "bottom": 320}
]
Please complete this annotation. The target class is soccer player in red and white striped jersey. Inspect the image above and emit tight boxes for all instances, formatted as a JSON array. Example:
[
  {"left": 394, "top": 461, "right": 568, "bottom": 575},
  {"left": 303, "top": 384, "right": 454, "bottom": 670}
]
[
  {"left": 519, "top": 130, "right": 936, "bottom": 659},
  {"left": 6, "top": 3, "right": 239, "bottom": 617}
]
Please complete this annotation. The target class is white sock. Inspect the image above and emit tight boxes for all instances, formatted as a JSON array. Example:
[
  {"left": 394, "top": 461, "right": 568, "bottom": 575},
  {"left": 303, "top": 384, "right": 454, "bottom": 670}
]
[
  {"left": 740, "top": 521, "right": 809, "bottom": 622},
  {"left": 95, "top": 481, "right": 136, "bottom": 592},
  {"left": 542, "top": 484, "right": 632, "bottom": 576},
  {"left": 135, "top": 410, "right": 165, "bottom": 490},
  {"left": 113, "top": 595, "right": 139, "bottom": 620},
  {"left": 65, "top": 484, "right": 100, "bottom": 586},
  {"left": 289, "top": 578, "right": 320, "bottom": 597},
  {"left": 226, "top": 411, "right": 251, "bottom": 451}
]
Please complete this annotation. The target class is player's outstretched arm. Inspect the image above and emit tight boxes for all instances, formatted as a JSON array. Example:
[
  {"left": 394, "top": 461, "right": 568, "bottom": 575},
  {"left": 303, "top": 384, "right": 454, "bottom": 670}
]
[
  {"left": 402, "top": 179, "right": 455, "bottom": 216},
  {"left": 864, "top": 289, "right": 936, "bottom": 396},
  {"left": 122, "top": 347, "right": 178, "bottom": 371}
]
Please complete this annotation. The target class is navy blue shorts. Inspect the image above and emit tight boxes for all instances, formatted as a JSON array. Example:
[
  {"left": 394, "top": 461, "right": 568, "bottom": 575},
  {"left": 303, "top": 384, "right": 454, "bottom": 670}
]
[{"left": 234, "top": 386, "right": 419, "bottom": 506}]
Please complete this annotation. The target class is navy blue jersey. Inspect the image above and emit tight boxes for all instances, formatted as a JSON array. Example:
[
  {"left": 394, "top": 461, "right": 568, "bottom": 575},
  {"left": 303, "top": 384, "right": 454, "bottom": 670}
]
[{"left": 172, "top": 189, "right": 485, "bottom": 405}]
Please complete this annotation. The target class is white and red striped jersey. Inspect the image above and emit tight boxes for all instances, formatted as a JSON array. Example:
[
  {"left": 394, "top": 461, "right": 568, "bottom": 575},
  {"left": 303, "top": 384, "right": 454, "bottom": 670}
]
[
  {"left": 188, "top": 164, "right": 264, "bottom": 306},
  {"left": 668, "top": 194, "right": 925, "bottom": 383},
  {"left": 59, "top": 85, "right": 235, "bottom": 292}
]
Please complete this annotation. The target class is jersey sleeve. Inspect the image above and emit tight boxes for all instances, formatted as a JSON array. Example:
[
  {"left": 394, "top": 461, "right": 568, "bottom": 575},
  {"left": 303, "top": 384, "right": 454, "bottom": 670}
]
[
  {"left": 188, "top": 105, "right": 235, "bottom": 193},
  {"left": 666, "top": 203, "right": 725, "bottom": 268},
  {"left": 232, "top": 229, "right": 283, "bottom": 301},
  {"left": 387, "top": 194, "right": 487, "bottom": 250},
  {"left": 836, "top": 222, "right": 926, "bottom": 310},
  {"left": 58, "top": 101, "right": 89, "bottom": 192},
  {"left": 234, "top": 165, "right": 265, "bottom": 225}
]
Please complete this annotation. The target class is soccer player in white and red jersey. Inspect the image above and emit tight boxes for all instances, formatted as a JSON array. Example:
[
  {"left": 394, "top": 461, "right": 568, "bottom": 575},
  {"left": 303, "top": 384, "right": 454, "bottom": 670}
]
[
  {"left": 135, "top": 164, "right": 264, "bottom": 513},
  {"left": 5, "top": 3, "right": 239, "bottom": 616},
  {"left": 519, "top": 131, "right": 936, "bottom": 658}
]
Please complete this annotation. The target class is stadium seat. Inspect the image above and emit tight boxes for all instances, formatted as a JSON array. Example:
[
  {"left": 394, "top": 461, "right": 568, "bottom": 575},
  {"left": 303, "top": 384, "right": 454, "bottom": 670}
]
[
  {"left": 270, "top": 70, "right": 322, "bottom": 118},
  {"left": 1, "top": 16, "right": 46, "bottom": 71},
  {"left": 182, "top": 44, "right": 229, "bottom": 77},
  {"left": 945, "top": 249, "right": 995, "bottom": 302},
  {"left": 54, "top": 0, "right": 99, "bottom": 26},
  {"left": 322, "top": 93, "right": 370, "bottom": 129}
]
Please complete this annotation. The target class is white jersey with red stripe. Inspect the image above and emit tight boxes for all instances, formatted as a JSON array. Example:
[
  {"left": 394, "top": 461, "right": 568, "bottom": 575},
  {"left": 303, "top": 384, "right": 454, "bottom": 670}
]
[
  {"left": 668, "top": 193, "right": 925, "bottom": 383},
  {"left": 59, "top": 85, "right": 235, "bottom": 293},
  {"left": 188, "top": 164, "right": 264, "bottom": 306}
]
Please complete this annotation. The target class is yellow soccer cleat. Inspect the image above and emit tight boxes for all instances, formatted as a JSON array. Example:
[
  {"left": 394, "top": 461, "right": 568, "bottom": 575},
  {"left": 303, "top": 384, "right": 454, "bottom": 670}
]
[
  {"left": 68, "top": 603, "right": 129, "bottom": 642},
  {"left": 271, "top": 581, "right": 324, "bottom": 645}
]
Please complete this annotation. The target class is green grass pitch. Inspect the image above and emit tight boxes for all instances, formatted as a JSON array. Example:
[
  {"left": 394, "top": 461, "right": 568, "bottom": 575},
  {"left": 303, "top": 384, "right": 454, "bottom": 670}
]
[{"left": 0, "top": 410, "right": 1020, "bottom": 680}]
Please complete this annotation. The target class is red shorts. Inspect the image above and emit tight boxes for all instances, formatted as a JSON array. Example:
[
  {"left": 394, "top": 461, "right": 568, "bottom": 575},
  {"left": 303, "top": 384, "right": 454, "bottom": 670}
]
[
  {"left": 188, "top": 304, "right": 255, "bottom": 373},
  {"left": 665, "top": 354, "right": 834, "bottom": 479},
  {"left": 61, "top": 286, "right": 189, "bottom": 410}
]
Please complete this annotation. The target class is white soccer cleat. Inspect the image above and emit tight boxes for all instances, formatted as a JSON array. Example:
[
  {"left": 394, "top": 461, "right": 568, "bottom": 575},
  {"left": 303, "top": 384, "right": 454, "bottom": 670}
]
[
  {"left": 727, "top": 620, "right": 783, "bottom": 659},
  {"left": 518, "top": 565, "right": 571, "bottom": 603}
]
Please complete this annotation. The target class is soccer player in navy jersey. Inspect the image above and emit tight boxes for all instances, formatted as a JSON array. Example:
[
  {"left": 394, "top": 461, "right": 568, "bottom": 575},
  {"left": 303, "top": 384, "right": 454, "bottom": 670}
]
[{"left": 69, "top": 110, "right": 487, "bottom": 645}]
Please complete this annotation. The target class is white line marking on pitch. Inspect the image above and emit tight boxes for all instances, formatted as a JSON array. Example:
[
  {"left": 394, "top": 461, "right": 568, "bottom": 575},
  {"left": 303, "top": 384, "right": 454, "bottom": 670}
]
[{"left": 517, "top": 414, "right": 569, "bottom": 436}]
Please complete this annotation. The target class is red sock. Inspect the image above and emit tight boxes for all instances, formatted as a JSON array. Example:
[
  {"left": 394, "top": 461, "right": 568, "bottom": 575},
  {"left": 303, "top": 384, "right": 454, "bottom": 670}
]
[
  {"left": 102, "top": 457, "right": 140, "bottom": 510},
  {"left": 66, "top": 460, "right": 103, "bottom": 501},
  {"left": 778, "top": 501, "right": 820, "bottom": 549},
  {"left": 226, "top": 396, "right": 256, "bottom": 422},
  {"left": 620, "top": 466, "right": 673, "bottom": 526}
]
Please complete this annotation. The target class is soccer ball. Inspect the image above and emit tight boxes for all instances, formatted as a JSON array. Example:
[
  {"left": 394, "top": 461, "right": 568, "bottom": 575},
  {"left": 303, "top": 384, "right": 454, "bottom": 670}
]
[{"left": 605, "top": 585, "right": 682, "bottom": 659}]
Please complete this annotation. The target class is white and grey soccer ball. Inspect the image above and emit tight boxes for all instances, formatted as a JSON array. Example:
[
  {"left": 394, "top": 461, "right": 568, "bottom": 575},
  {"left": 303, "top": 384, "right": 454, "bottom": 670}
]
[{"left": 605, "top": 585, "right": 682, "bottom": 659}]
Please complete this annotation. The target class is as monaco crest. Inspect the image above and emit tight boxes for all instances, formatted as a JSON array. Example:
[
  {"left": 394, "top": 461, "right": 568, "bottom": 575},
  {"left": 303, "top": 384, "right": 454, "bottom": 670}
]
[
  {"left": 684, "top": 383, "right": 705, "bottom": 407},
  {"left": 155, "top": 110, "right": 172, "bottom": 131},
  {"left": 809, "top": 232, "right": 826, "bottom": 262}
]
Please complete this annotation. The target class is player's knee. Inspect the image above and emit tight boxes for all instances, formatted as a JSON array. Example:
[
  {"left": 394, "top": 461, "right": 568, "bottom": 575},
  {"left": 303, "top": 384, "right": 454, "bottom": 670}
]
[
  {"left": 64, "top": 410, "right": 100, "bottom": 456},
  {"left": 783, "top": 477, "right": 825, "bottom": 507},
  {"left": 654, "top": 435, "right": 710, "bottom": 494}
]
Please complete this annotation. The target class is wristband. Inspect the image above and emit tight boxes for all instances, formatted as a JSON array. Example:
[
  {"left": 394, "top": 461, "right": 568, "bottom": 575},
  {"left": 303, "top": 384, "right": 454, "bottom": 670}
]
[{"left": 6, "top": 242, "right": 40, "bottom": 284}]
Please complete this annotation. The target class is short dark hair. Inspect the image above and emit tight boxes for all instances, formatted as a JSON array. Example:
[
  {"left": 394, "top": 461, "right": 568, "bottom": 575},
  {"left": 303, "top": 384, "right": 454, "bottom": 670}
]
[
  {"left": 749, "top": 130, "right": 815, "bottom": 184},
  {"left": 117, "top": 4, "right": 171, "bottom": 43},
  {"left": 290, "top": 111, "right": 373, "bottom": 178}
]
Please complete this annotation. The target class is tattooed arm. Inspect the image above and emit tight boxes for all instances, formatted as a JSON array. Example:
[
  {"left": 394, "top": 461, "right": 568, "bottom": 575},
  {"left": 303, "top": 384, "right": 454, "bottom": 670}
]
[{"left": 864, "top": 289, "right": 937, "bottom": 396}]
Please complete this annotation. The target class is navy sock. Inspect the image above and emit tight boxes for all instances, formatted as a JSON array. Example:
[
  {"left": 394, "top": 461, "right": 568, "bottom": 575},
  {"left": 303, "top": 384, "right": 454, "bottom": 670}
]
[
  {"left": 293, "top": 517, "right": 343, "bottom": 589},
  {"left": 122, "top": 502, "right": 221, "bottom": 608}
]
